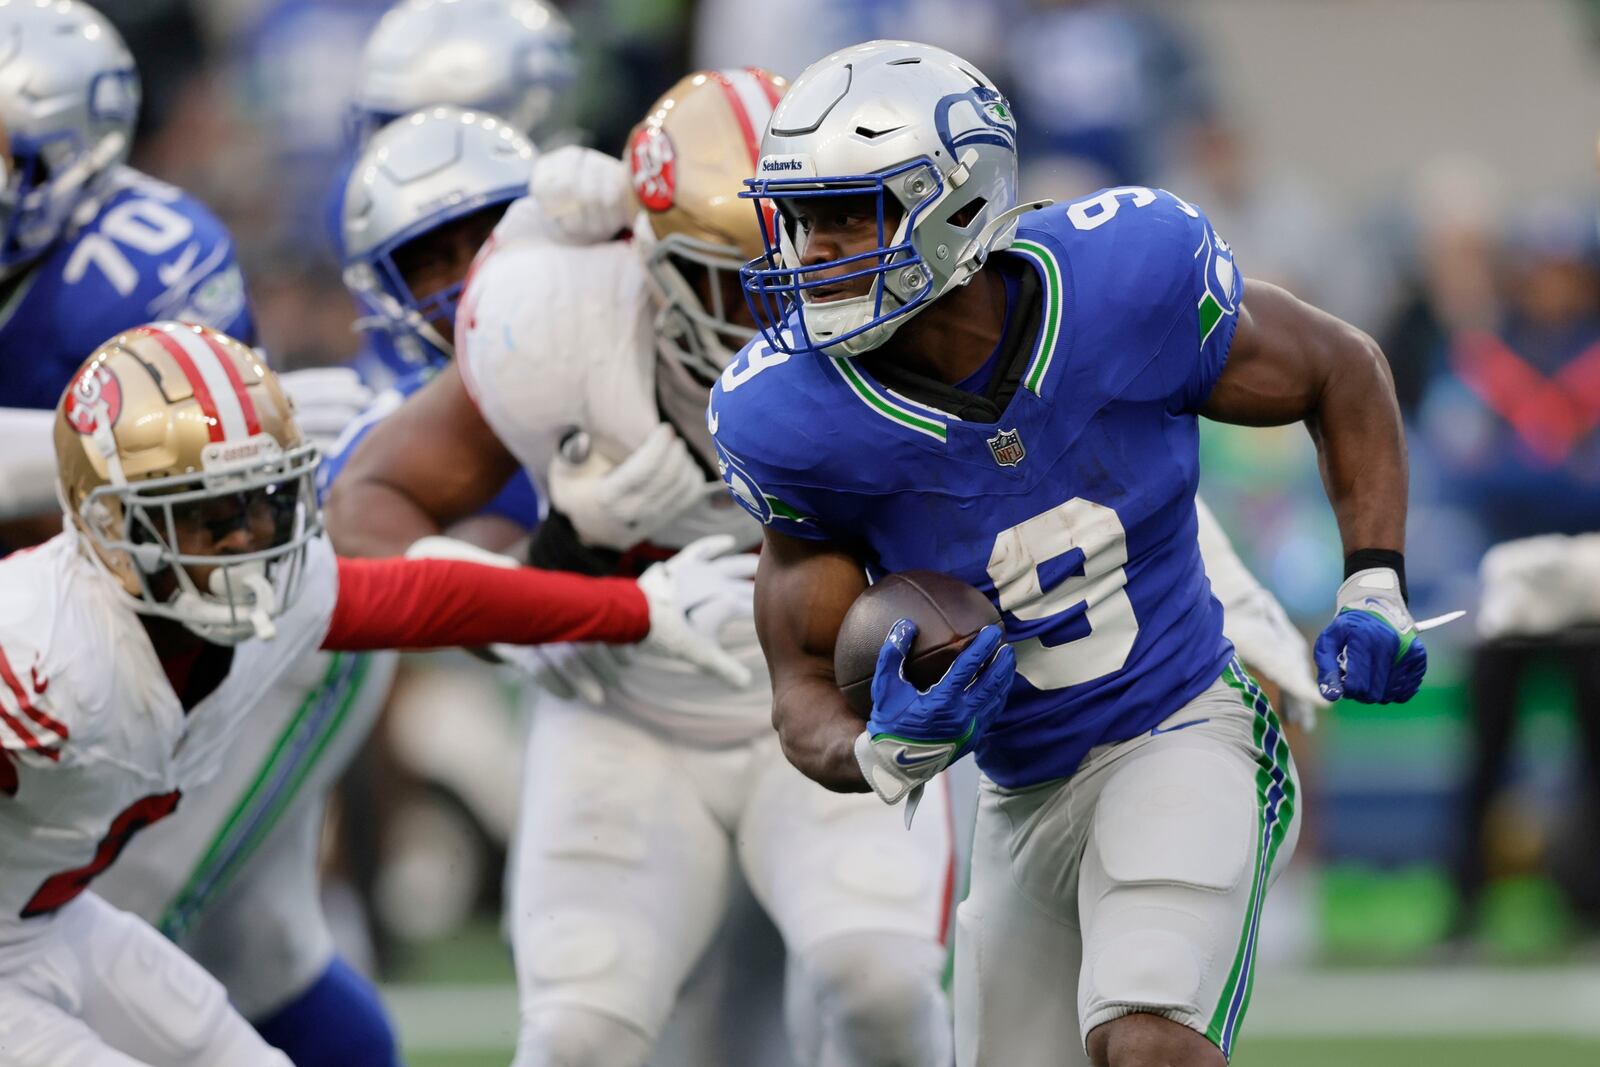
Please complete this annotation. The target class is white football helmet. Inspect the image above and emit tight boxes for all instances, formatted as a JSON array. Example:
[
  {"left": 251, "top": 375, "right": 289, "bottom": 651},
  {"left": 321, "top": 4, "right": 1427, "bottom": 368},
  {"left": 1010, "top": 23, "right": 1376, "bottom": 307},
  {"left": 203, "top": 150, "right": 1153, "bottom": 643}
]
[
  {"left": 0, "top": 0, "right": 139, "bottom": 277},
  {"left": 355, "top": 0, "right": 576, "bottom": 143},
  {"left": 741, "top": 40, "right": 1033, "bottom": 356}
]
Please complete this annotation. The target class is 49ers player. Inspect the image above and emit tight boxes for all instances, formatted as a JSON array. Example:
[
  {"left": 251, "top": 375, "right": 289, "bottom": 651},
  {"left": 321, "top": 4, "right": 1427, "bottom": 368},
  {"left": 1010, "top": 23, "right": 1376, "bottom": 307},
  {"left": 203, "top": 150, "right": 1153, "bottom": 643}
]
[
  {"left": 0, "top": 322, "right": 749, "bottom": 1067},
  {"left": 328, "top": 70, "right": 961, "bottom": 1067}
]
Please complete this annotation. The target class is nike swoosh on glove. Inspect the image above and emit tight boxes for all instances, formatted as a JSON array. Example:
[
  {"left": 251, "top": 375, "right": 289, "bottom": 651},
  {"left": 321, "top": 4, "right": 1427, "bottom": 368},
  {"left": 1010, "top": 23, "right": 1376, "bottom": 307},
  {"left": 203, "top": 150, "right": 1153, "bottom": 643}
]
[
  {"left": 1313, "top": 567, "right": 1428, "bottom": 704},
  {"left": 855, "top": 620, "right": 1015, "bottom": 807}
]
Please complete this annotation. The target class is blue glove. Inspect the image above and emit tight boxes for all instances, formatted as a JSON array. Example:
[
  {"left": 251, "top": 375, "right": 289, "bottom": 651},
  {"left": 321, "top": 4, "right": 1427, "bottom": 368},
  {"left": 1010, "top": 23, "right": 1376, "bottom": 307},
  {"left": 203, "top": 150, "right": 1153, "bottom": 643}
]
[
  {"left": 854, "top": 620, "right": 1015, "bottom": 808},
  {"left": 1313, "top": 568, "right": 1428, "bottom": 704}
]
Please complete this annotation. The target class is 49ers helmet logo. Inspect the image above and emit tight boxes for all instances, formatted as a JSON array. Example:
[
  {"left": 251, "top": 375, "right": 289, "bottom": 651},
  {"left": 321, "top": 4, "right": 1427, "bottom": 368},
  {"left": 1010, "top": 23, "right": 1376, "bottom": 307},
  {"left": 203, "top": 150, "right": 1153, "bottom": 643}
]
[
  {"left": 629, "top": 125, "right": 677, "bottom": 212},
  {"left": 64, "top": 364, "right": 122, "bottom": 435}
]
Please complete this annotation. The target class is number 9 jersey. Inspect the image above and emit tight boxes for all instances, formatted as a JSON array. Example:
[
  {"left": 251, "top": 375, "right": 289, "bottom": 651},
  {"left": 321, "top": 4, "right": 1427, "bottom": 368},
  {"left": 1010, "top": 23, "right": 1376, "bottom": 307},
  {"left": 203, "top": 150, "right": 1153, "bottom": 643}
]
[
  {"left": 709, "top": 188, "right": 1244, "bottom": 788},
  {"left": 0, "top": 168, "right": 253, "bottom": 411}
]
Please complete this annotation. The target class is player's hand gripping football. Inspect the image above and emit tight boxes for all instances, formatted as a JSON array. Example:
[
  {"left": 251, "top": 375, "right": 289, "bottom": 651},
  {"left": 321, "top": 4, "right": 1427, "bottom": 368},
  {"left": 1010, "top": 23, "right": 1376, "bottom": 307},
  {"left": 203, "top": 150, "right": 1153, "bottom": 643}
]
[
  {"left": 855, "top": 620, "right": 1015, "bottom": 814},
  {"left": 1313, "top": 567, "right": 1427, "bottom": 704},
  {"left": 548, "top": 425, "right": 719, "bottom": 551},
  {"left": 636, "top": 535, "right": 754, "bottom": 689}
]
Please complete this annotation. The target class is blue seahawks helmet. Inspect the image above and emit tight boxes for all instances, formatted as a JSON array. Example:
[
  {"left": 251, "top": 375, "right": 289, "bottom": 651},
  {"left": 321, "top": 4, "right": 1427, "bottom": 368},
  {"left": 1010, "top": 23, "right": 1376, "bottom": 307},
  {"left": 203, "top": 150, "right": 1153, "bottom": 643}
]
[{"left": 0, "top": 0, "right": 139, "bottom": 278}]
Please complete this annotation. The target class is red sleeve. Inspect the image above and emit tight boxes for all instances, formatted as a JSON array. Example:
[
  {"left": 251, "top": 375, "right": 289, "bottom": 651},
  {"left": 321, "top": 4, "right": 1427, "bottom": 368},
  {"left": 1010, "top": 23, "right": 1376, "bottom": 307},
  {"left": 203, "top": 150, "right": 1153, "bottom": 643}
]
[{"left": 322, "top": 556, "right": 650, "bottom": 652}]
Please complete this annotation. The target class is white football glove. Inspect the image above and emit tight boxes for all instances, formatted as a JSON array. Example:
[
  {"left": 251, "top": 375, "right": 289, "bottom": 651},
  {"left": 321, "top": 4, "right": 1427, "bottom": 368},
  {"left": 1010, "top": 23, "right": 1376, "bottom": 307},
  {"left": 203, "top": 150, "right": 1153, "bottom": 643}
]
[
  {"left": 496, "top": 641, "right": 622, "bottom": 707},
  {"left": 548, "top": 425, "right": 719, "bottom": 551},
  {"left": 635, "top": 535, "right": 754, "bottom": 689},
  {"left": 277, "top": 367, "right": 375, "bottom": 451},
  {"left": 529, "top": 145, "right": 632, "bottom": 245}
]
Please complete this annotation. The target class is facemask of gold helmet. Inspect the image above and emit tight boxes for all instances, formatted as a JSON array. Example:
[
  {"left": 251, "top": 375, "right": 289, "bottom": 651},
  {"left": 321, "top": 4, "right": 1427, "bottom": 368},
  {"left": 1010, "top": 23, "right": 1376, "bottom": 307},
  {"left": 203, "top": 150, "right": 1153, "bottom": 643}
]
[
  {"left": 624, "top": 68, "right": 786, "bottom": 389},
  {"left": 54, "top": 322, "right": 321, "bottom": 645}
]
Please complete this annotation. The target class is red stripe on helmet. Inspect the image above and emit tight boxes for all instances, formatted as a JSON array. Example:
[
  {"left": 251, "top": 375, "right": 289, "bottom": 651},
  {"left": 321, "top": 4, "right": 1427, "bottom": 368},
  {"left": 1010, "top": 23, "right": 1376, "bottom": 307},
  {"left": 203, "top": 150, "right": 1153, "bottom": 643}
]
[
  {"left": 197, "top": 330, "right": 261, "bottom": 436},
  {"left": 708, "top": 70, "right": 761, "bottom": 170},
  {"left": 746, "top": 66, "right": 782, "bottom": 107},
  {"left": 139, "top": 326, "right": 225, "bottom": 443}
]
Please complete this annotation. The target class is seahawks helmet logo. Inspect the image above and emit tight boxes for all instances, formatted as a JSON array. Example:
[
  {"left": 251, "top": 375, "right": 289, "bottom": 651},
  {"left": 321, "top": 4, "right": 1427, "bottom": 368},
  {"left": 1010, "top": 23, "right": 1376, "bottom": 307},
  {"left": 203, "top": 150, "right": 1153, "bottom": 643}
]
[{"left": 935, "top": 86, "right": 1017, "bottom": 156}]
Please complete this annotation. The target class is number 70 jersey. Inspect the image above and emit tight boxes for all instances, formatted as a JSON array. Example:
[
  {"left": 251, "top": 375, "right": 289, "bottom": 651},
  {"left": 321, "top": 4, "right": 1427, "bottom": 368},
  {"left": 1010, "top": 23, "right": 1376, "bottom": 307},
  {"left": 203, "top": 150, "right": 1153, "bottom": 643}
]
[
  {"left": 0, "top": 167, "right": 253, "bottom": 411},
  {"left": 709, "top": 188, "right": 1244, "bottom": 788}
]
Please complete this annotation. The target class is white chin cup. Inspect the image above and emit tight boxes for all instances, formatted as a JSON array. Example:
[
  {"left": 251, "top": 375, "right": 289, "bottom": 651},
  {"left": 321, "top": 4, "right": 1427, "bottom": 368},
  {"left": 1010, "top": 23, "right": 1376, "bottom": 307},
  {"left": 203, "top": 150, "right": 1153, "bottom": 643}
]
[
  {"left": 171, "top": 561, "right": 279, "bottom": 645},
  {"left": 801, "top": 292, "right": 901, "bottom": 356}
]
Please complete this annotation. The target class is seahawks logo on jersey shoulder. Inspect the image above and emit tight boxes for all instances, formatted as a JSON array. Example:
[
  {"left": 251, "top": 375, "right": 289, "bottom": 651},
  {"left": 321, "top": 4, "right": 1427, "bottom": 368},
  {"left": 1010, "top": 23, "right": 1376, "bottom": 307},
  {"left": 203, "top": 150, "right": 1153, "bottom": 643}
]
[
  {"left": 713, "top": 437, "right": 810, "bottom": 527},
  {"left": 1195, "top": 222, "right": 1239, "bottom": 347}
]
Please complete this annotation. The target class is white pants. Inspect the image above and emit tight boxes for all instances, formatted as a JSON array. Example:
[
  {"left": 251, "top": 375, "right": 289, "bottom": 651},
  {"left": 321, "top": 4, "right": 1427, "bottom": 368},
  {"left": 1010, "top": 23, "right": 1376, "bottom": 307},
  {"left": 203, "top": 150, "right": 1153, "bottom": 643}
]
[
  {"left": 954, "top": 661, "right": 1300, "bottom": 1066},
  {"left": 0, "top": 894, "right": 291, "bottom": 1067},
  {"left": 508, "top": 693, "right": 955, "bottom": 1063},
  {"left": 94, "top": 650, "right": 397, "bottom": 1018}
]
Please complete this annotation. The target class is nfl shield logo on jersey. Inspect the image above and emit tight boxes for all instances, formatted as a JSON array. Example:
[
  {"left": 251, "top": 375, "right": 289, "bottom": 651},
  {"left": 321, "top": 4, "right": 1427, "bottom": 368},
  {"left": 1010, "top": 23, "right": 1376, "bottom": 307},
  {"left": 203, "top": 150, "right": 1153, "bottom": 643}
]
[{"left": 987, "top": 428, "right": 1025, "bottom": 467}]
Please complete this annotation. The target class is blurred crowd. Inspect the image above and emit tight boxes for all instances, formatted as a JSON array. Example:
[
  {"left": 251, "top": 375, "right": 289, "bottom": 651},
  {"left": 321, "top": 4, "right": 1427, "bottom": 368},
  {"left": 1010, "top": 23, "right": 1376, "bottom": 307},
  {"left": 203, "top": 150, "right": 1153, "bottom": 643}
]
[{"left": 90, "top": 0, "right": 1600, "bottom": 959}]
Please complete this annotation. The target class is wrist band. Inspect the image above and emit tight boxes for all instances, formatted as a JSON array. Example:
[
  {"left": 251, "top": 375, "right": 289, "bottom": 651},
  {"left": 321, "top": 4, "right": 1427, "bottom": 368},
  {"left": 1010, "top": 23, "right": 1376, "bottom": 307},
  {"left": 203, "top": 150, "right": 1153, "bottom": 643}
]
[{"left": 1344, "top": 548, "right": 1407, "bottom": 604}]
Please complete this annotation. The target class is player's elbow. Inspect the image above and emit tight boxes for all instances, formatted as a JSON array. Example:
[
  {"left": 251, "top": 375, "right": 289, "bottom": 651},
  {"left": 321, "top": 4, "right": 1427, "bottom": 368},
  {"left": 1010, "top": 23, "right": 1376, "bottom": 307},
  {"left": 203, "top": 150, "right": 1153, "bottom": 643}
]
[
  {"left": 771, "top": 684, "right": 871, "bottom": 794},
  {"left": 1326, "top": 322, "right": 1396, "bottom": 400}
]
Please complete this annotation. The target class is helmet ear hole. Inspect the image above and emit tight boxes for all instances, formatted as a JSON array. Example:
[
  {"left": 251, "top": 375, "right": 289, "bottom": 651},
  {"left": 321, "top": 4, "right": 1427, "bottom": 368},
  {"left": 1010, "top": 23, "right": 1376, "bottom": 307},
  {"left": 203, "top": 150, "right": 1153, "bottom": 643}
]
[{"left": 950, "top": 197, "right": 987, "bottom": 230}]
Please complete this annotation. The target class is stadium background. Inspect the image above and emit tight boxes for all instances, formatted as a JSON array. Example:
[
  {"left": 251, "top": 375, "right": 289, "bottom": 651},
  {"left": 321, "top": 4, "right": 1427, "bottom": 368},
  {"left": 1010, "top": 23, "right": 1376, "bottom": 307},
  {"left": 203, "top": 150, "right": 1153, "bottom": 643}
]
[{"left": 89, "top": 0, "right": 1600, "bottom": 1062}]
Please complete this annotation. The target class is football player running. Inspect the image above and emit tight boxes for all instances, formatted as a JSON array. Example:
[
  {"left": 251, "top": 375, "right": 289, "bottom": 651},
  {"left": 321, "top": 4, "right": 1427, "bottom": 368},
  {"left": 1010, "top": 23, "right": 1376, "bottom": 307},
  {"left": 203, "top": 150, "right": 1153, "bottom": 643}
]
[
  {"left": 710, "top": 41, "right": 1426, "bottom": 1067},
  {"left": 91, "top": 107, "right": 543, "bottom": 1067},
  {"left": 0, "top": 322, "right": 748, "bottom": 1067},
  {"left": 327, "top": 70, "right": 964, "bottom": 1067}
]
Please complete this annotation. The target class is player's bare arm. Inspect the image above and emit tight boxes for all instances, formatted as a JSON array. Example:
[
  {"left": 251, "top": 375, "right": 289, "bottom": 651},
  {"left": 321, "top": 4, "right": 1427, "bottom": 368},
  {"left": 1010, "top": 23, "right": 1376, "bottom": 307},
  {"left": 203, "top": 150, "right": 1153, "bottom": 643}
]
[
  {"left": 753, "top": 528, "right": 870, "bottom": 792},
  {"left": 324, "top": 363, "right": 518, "bottom": 557},
  {"left": 1202, "top": 278, "right": 1407, "bottom": 554}
]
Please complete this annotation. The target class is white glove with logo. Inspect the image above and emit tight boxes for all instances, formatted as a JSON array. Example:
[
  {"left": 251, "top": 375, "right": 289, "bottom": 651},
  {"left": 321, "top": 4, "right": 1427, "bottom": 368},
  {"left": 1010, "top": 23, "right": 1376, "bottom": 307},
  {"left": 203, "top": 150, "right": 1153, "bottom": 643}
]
[
  {"left": 635, "top": 535, "right": 754, "bottom": 689},
  {"left": 529, "top": 145, "right": 633, "bottom": 245},
  {"left": 277, "top": 367, "right": 375, "bottom": 451},
  {"left": 548, "top": 425, "right": 719, "bottom": 551}
]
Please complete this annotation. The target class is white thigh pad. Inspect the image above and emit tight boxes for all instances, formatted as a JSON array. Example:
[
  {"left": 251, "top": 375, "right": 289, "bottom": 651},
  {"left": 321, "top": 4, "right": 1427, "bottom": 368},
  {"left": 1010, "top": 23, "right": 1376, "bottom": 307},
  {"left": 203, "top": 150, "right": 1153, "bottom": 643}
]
[
  {"left": 1090, "top": 746, "right": 1254, "bottom": 893},
  {"left": 85, "top": 902, "right": 235, "bottom": 1059}
]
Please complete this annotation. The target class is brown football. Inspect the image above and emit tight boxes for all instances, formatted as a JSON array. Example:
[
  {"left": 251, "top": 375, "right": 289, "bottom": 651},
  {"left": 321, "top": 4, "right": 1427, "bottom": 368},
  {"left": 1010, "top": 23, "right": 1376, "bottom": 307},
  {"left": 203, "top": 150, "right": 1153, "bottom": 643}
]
[{"left": 834, "top": 571, "right": 1001, "bottom": 716}]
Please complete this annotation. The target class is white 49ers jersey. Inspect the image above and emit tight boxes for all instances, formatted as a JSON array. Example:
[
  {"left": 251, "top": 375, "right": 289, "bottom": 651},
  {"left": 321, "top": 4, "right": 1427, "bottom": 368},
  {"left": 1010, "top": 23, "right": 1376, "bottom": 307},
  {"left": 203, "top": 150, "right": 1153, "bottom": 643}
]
[
  {"left": 459, "top": 202, "right": 770, "bottom": 743},
  {"left": 0, "top": 532, "right": 337, "bottom": 936}
]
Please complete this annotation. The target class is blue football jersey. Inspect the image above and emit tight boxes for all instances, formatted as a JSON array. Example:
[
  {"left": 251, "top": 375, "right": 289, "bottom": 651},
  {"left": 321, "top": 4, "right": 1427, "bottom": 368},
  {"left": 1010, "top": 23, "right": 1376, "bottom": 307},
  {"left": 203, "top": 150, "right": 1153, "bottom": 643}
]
[
  {"left": 0, "top": 168, "right": 255, "bottom": 411},
  {"left": 317, "top": 361, "right": 542, "bottom": 529},
  {"left": 709, "top": 187, "right": 1244, "bottom": 788}
]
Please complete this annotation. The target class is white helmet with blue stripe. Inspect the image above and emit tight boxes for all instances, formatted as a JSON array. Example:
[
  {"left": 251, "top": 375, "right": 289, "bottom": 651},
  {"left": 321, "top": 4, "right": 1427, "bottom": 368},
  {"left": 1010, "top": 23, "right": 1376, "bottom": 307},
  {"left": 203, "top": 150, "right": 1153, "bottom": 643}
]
[
  {"left": 741, "top": 40, "right": 1033, "bottom": 357},
  {"left": 0, "top": 0, "right": 139, "bottom": 277}
]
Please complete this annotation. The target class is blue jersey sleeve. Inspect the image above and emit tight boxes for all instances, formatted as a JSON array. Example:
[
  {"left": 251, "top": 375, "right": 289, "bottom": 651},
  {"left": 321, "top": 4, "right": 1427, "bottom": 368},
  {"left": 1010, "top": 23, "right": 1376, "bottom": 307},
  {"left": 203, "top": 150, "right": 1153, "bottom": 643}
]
[
  {"left": 1176, "top": 196, "right": 1242, "bottom": 411},
  {"left": 708, "top": 342, "right": 845, "bottom": 543},
  {"left": 1043, "top": 187, "right": 1242, "bottom": 414}
]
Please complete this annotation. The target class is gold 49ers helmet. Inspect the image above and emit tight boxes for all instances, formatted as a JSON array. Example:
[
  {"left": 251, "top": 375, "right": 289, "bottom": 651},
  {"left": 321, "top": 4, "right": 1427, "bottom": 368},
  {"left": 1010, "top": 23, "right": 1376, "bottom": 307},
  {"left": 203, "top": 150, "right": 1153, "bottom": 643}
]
[
  {"left": 54, "top": 322, "right": 320, "bottom": 645},
  {"left": 625, "top": 68, "right": 786, "bottom": 385}
]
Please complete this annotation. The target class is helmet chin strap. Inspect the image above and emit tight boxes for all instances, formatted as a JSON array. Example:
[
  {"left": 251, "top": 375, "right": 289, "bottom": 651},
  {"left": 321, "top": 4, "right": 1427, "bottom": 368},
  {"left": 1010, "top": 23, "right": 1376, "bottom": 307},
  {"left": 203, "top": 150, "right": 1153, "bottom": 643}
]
[{"left": 170, "top": 561, "right": 279, "bottom": 645}]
